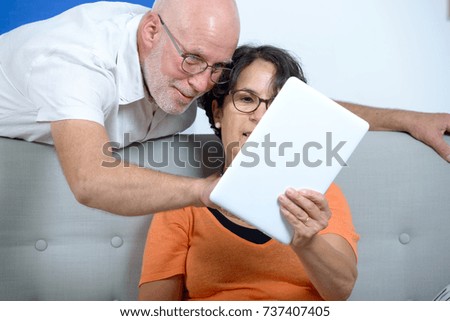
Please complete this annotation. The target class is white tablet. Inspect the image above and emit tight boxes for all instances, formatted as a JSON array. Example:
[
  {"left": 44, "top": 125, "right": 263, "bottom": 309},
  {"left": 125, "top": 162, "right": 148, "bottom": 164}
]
[{"left": 210, "top": 77, "right": 369, "bottom": 244}]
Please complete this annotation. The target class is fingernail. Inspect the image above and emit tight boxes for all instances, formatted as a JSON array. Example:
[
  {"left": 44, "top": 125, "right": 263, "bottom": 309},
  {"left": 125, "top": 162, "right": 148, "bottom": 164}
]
[
  {"left": 447, "top": 155, "right": 450, "bottom": 163},
  {"left": 286, "top": 188, "right": 296, "bottom": 196}
]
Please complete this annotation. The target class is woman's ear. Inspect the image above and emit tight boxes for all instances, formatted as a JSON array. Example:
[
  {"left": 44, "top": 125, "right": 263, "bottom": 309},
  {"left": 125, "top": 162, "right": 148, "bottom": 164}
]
[{"left": 212, "top": 100, "right": 223, "bottom": 128}]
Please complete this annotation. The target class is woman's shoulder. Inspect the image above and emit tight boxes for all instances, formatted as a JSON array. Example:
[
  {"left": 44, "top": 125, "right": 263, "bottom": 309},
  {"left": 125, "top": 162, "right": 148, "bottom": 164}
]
[
  {"left": 325, "top": 182, "right": 346, "bottom": 201},
  {"left": 153, "top": 206, "right": 209, "bottom": 224}
]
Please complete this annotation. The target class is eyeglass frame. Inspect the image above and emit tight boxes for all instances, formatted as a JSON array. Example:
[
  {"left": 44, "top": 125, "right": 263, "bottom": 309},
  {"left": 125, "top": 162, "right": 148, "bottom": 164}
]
[
  {"left": 157, "top": 14, "right": 232, "bottom": 85},
  {"left": 230, "top": 89, "right": 276, "bottom": 114}
]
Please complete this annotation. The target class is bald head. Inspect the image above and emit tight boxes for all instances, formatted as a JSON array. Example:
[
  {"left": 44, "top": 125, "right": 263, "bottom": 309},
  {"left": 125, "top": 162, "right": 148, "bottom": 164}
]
[
  {"left": 152, "top": 0, "right": 240, "bottom": 47},
  {"left": 152, "top": 0, "right": 239, "bottom": 20}
]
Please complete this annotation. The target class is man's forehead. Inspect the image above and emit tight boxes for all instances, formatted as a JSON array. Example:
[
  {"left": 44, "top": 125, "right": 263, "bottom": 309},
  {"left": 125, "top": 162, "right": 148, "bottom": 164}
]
[{"left": 173, "top": 22, "right": 236, "bottom": 64}]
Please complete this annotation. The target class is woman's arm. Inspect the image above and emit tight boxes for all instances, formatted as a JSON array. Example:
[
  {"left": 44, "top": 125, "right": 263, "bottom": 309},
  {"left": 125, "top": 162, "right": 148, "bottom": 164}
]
[
  {"left": 138, "top": 275, "right": 184, "bottom": 300},
  {"left": 278, "top": 189, "right": 357, "bottom": 300},
  {"left": 138, "top": 209, "right": 191, "bottom": 301}
]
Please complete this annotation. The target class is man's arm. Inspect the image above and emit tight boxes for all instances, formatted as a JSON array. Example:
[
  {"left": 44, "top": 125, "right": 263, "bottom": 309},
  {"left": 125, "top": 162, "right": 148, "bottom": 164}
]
[
  {"left": 51, "top": 119, "right": 218, "bottom": 216},
  {"left": 338, "top": 101, "right": 450, "bottom": 162}
]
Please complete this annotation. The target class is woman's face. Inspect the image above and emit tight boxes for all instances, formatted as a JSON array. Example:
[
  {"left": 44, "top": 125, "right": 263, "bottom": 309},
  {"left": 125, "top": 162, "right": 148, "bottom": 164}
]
[{"left": 213, "top": 59, "right": 277, "bottom": 169}]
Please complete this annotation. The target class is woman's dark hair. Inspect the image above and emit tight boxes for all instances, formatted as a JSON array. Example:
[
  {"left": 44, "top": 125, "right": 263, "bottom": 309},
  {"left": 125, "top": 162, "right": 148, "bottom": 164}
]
[{"left": 198, "top": 44, "right": 307, "bottom": 137}]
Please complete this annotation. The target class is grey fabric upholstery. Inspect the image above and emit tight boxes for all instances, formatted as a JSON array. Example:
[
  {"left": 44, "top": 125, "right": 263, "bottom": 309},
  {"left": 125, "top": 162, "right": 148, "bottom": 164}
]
[{"left": 0, "top": 132, "right": 449, "bottom": 300}]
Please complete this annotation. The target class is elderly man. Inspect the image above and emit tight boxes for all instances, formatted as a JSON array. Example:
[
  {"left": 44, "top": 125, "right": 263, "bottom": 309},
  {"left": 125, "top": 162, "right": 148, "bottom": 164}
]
[
  {"left": 0, "top": 0, "right": 448, "bottom": 217},
  {"left": 0, "top": 0, "right": 239, "bottom": 215}
]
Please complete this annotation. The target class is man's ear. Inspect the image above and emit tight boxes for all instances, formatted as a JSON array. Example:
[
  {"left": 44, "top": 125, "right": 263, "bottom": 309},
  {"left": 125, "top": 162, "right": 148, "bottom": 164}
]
[
  {"left": 212, "top": 100, "right": 223, "bottom": 125},
  {"left": 138, "top": 12, "right": 161, "bottom": 49}
]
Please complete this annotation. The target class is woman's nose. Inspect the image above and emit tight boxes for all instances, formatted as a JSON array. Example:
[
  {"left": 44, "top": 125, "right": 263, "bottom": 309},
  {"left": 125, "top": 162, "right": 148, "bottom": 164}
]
[{"left": 250, "top": 101, "right": 268, "bottom": 122}]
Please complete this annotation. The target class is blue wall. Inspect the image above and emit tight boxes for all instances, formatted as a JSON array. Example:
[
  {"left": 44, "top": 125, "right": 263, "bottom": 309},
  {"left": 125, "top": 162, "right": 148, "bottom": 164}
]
[{"left": 0, "top": 0, "right": 155, "bottom": 34}]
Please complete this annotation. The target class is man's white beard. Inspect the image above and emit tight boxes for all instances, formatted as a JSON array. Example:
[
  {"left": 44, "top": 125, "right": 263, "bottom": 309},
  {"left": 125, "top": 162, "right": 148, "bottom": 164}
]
[{"left": 142, "top": 49, "right": 192, "bottom": 115}]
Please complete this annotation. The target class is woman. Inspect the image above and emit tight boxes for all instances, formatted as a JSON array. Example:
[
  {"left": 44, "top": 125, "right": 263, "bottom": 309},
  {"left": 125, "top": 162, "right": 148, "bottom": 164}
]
[{"left": 138, "top": 45, "right": 359, "bottom": 301}]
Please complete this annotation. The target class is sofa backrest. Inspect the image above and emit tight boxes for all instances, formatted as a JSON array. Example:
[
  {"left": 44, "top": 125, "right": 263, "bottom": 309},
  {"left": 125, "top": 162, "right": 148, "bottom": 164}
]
[
  {"left": 0, "top": 132, "right": 449, "bottom": 300},
  {"left": 336, "top": 132, "right": 450, "bottom": 300}
]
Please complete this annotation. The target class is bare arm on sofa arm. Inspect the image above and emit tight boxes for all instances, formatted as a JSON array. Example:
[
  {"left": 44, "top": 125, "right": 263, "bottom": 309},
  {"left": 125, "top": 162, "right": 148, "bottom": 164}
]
[
  {"left": 51, "top": 119, "right": 219, "bottom": 216},
  {"left": 337, "top": 101, "right": 450, "bottom": 162}
]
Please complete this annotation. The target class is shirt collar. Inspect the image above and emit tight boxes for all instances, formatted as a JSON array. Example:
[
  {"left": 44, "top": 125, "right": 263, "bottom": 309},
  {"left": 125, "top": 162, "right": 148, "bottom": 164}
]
[{"left": 116, "top": 14, "right": 145, "bottom": 104}]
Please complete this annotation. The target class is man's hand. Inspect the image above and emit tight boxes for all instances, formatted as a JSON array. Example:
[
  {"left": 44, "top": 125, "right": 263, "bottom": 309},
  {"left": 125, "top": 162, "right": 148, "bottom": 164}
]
[
  {"left": 339, "top": 101, "right": 450, "bottom": 162},
  {"left": 406, "top": 112, "right": 450, "bottom": 162},
  {"left": 196, "top": 172, "right": 222, "bottom": 208}
]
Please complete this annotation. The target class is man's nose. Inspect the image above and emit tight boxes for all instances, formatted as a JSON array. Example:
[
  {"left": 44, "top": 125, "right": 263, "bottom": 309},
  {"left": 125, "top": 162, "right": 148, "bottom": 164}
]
[{"left": 187, "top": 70, "right": 213, "bottom": 94}]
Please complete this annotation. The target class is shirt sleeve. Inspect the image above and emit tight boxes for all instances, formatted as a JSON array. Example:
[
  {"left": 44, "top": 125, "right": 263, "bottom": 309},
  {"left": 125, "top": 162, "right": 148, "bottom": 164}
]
[
  {"left": 27, "top": 51, "right": 117, "bottom": 126},
  {"left": 139, "top": 208, "right": 192, "bottom": 287},
  {"left": 320, "top": 183, "right": 359, "bottom": 259}
]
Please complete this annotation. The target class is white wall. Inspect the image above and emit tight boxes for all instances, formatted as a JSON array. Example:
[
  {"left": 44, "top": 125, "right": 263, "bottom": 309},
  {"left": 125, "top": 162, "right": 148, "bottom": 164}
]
[{"left": 185, "top": 0, "right": 450, "bottom": 134}]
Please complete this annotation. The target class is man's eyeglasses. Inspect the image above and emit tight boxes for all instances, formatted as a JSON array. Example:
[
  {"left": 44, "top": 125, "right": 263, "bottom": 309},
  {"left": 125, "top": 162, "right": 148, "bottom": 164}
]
[
  {"left": 231, "top": 90, "right": 275, "bottom": 114},
  {"left": 158, "top": 14, "right": 232, "bottom": 85}
]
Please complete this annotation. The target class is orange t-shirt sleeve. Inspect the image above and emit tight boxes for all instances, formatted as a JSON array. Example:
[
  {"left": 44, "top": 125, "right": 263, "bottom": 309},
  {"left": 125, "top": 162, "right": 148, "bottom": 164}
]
[
  {"left": 321, "top": 183, "right": 359, "bottom": 259},
  {"left": 139, "top": 208, "right": 191, "bottom": 287}
]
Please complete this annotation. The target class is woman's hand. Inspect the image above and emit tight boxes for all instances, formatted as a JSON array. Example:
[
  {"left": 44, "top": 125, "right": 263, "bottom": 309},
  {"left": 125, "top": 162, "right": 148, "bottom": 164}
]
[
  {"left": 278, "top": 188, "right": 331, "bottom": 248},
  {"left": 278, "top": 187, "right": 357, "bottom": 300}
]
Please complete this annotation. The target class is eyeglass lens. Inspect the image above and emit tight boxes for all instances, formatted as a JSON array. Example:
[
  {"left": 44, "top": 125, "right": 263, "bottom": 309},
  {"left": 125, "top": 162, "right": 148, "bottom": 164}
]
[{"left": 232, "top": 90, "right": 271, "bottom": 113}]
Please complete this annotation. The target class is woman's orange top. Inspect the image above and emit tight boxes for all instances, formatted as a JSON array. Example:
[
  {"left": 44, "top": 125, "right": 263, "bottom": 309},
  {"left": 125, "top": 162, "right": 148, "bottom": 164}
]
[{"left": 139, "top": 183, "right": 359, "bottom": 300}]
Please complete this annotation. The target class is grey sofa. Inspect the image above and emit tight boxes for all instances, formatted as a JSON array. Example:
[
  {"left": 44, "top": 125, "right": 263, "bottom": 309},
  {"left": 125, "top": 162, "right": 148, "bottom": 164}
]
[{"left": 0, "top": 132, "right": 449, "bottom": 300}]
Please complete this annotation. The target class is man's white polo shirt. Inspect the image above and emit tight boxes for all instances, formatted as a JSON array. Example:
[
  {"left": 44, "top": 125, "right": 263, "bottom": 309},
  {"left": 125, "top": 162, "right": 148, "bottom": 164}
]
[{"left": 0, "top": 2, "right": 197, "bottom": 147}]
